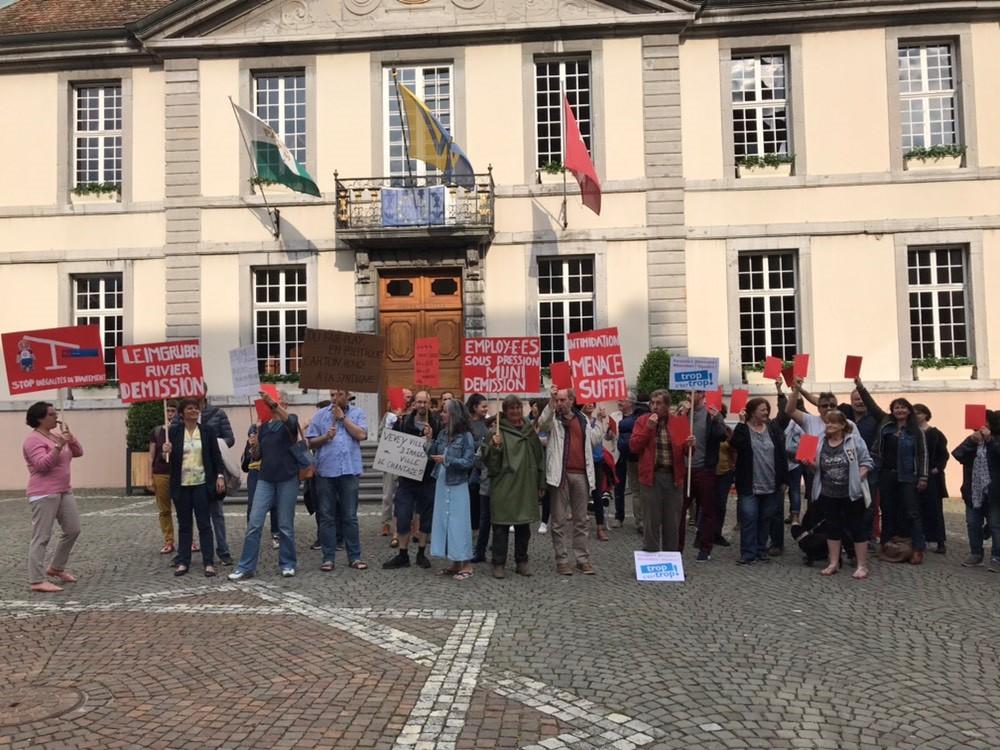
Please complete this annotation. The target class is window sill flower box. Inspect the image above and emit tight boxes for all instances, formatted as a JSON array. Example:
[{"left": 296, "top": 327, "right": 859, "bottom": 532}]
[
  {"left": 536, "top": 164, "right": 566, "bottom": 185},
  {"left": 911, "top": 358, "right": 974, "bottom": 381},
  {"left": 903, "top": 145, "right": 966, "bottom": 172},
  {"left": 742, "top": 368, "right": 772, "bottom": 385},
  {"left": 70, "top": 190, "right": 120, "bottom": 205},
  {"left": 736, "top": 156, "right": 794, "bottom": 179},
  {"left": 71, "top": 384, "right": 120, "bottom": 400}
]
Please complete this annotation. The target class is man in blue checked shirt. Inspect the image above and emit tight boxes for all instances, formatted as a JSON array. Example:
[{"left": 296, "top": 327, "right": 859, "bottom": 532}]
[{"left": 306, "top": 390, "right": 370, "bottom": 571}]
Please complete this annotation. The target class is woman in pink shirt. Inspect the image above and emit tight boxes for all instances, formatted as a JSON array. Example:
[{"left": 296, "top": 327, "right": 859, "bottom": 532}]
[{"left": 23, "top": 401, "right": 83, "bottom": 593}]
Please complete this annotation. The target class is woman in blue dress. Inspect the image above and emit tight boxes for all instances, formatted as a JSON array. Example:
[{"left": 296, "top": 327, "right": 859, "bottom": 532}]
[{"left": 428, "top": 398, "right": 477, "bottom": 580}]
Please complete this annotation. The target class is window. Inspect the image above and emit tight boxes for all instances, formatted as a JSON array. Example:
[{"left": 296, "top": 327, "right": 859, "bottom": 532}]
[
  {"left": 731, "top": 53, "right": 788, "bottom": 161},
  {"left": 898, "top": 43, "right": 958, "bottom": 153},
  {"left": 253, "top": 72, "right": 307, "bottom": 167},
  {"left": 253, "top": 267, "right": 307, "bottom": 375},
  {"left": 73, "top": 83, "right": 122, "bottom": 187},
  {"left": 535, "top": 58, "right": 591, "bottom": 169},
  {"left": 907, "top": 247, "right": 969, "bottom": 360},
  {"left": 384, "top": 65, "right": 452, "bottom": 179},
  {"left": 73, "top": 274, "right": 123, "bottom": 380},
  {"left": 537, "top": 257, "right": 595, "bottom": 367},
  {"left": 737, "top": 252, "right": 798, "bottom": 367}
]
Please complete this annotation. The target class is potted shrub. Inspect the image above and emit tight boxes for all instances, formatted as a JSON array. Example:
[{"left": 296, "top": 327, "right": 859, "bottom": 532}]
[
  {"left": 125, "top": 400, "right": 164, "bottom": 494},
  {"left": 71, "top": 380, "right": 120, "bottom": 400},
  {"left": 737, "top": 154, "right": 794, "bottom": 179},
  {"left": 911, "top": 356, "right": 974, "bottom": 381},
  {"left": 904, "top": 144, "right": 965, "bottom": 171},
  {"left": 536, "top": 160, "right": 566, "bottom": 185},
  {"left": 70, "top": 182, "right": 120, "bottom": 204}
]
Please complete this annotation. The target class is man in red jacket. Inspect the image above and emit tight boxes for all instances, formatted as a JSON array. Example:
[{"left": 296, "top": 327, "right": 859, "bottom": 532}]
[{"left": 629, "top": 389, "right": 692, "bottom": 552}]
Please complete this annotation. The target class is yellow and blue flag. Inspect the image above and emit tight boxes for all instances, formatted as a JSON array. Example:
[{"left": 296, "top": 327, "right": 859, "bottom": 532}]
[{"left": 396, "top": 81, "right": 475, "bottom": 189}]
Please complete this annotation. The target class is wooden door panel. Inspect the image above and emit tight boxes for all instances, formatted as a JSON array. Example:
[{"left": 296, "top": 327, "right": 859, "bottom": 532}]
[
  {"left": 419, "top": 270, "right": 462, "bottom": 310},
  {"left": 379, "top": 273, "right": 420, "bottom": 311},
  {"left": 423, "top": 311, "right": 461, "bottom": 394}
]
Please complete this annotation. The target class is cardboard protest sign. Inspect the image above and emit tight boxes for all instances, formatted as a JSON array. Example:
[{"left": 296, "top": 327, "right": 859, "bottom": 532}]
[
  {"left": 461, "top": 337, "right": 541, "bottom": 394},
  {"left": 762, "top": 356, "right": 783, "bottom": 380},
  {"left": 729, "top": 389, "right": 749, "bottom": 416},
  {"left": 669, "top": 356, "right": 720, "bottom": 392},
  {"left": 566, "top": 328, "right": 627, "bottom": 401},
  {"left": 387, "top": 386, "right": 407, "bottom": 412},
  {"left": 116, "top": 340, "right": 205, "bottom": 404},
  {"left": 704, "top": 387, "right": 724, "bottom": 414},
  {"left": 634, "top": 551, "right": 685, "bottom": 582},
  {"left": 793, "top": 354, "right": 810, "bottom": 380},
  {"left": 781, "top": 364, "right": 795, "bottom": 388},
  {"left": 372, "top": 430, "right": 429, "bottom": 481},
  {"left": 844, "top": 355, "right": 863, "bottom": 380},
  {"left": 414, "top": 337, "right": 440, "bottom": 388},
  {"left": 299, "top": 328, "right": 384, "bottom": 392},
  {"left": 549, "top": 361, "right": 572, "bottom": 389},
  {"left": 965, "top": 404, "right": 988, "bottom": 431},
  {"left": 795, "top": 433, "right": 819, "bottom": 463},
  {"left": 228, "top": 345, "right": 261, "bottom": 397},
  {"left": 2, "top": 325, "right": 106, "bottom": 395}
]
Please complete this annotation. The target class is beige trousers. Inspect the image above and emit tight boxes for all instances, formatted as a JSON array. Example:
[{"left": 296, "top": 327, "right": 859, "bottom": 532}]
[
  {"left": 153, "top": 473, "right": 174, "bottom": 545},
  {"left": 28, "top": 493, "right": 81, "bottom": 584},
  {"left": 549, "top": 472, "right": 591, "bottom": 566}
]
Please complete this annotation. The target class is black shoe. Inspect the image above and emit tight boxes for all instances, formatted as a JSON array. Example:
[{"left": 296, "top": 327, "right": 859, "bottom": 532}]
[
  {"left": 219, "top": 555, "right": 234, "bottom": 567},
  {"left": 935, "top": 543, "right": 946, "bottom": 554},
  {"left": 471, "top": 554, "right": 485, "bottom": 563},
  {"left": 310, "top": 540, "right": 321, "bottom": 551},
  {"left": 713, "top": 536, "right": 731, "bottom": 547},
  {"left": 382, "top": 553, "right": 410, "bottom": 569},
  {"left": 416, "top": 550, "right": 431, "bottom": 569}
]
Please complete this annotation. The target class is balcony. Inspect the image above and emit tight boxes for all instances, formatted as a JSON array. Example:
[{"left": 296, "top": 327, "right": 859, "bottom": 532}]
[{"left": 334, "top": 170, "right": 495, "bottom": 249}]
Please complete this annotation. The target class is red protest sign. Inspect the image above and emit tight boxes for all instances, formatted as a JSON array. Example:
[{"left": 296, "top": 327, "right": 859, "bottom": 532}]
[
  {"left": 550, "top": 361, "right": 572, "bottom": 389},
  {"left": 796, "top": 433, "right": 819, "bottom": 464},
  {"left": 729, "top": 389, "right": 749, "bottom": 416},
  {"left": 260, "top": 383, "right": 280, "bottom": 402},
  {"left": 844, "top": 355, "right": 863, "bottom": 380},
  {"left": 116, "top": 340, "right": 205, "bottom": 404},
  {"left": 667, "top": 413, "right": 691, "bottom": 445},
  {"left": 762, "top": 356, "right": 782, "bottom": 380},
  {"left": 567, "top": 327, "right": 627, "bottom": 402},
  {"left": 414, "top": 337, "right": 440, "bottom": 388},
  {"left": 965, "top": 404, "right": 988, "bottom": 431},
  {"left": 461, "top": 337, "right": 541, "bottom": 394},
  {"left": 387, "top": 386, "right": 407, "bottom": 412},
  {"left": 781, "top": 364, "right": 795, "bottom": 388},
  {"left": 254, "top": 399, "right": 272, "bottom": 423},
  {"left": 793, "top": 354, "right": 810, "bottom": 380},
  {"left": 705, "top": 387, "right": 723, "bottom": 414},
  {"left": 2, "top": 325, "right": 106, "bottom": 395}
]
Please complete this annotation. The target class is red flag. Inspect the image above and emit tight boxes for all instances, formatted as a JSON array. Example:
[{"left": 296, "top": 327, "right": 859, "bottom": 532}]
[{"left": 563, "top": 95, "right": 601, "bottom": 215}]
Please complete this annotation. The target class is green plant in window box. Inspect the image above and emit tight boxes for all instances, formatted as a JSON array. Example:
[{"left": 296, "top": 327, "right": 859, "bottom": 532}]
[
  {"left": 736, "top": 154, "right": 795, "bottom": 169},
  {"left": 260, "top": 372, "right": 301, "bottom": 384},
  {"left": 78, "top": 379, "right": 119, "bottom": 391},
  {"left": 71, "top": 182, "right": 120, "bottom": 196},
  {"left": 903, "top": 144, "right": 967, "bottom": 162},
  {"left": 912, "top": 356, "right": 974, "bottom": 369},
  {"left": 743, "top": 359, "right": 794, "bottom": 373},
  {"left": 250, "top": 177, "right": 280, "bottom": 188},
  {"left": 540, "top": 160, "right": 565, "bottom": 175}
]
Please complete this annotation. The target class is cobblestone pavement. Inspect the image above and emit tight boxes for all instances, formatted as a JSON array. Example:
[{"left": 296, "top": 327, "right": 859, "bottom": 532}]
[{"left": 1, "top": 492, "right": 999, "bottom": 750}]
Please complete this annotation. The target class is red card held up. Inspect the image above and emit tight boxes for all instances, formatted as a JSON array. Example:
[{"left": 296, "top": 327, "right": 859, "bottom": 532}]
[
  {"left": 795, "top": 433, "right": 819, "bottom": 463},
  {"left": 387, "top": 386, "right": 407, "bottom": 412},
  {"left": 260, "top": 383, "right": 280, "bottom": 402},
  {"left": 965, "top": 404, "right": 988, "bottom": 431},
  {"left": 667, "top": 413, "right": 691, "bottom": 445},
  {"left": 844, "top": 355, "right": 863, "bottom": 380},
  {"left": 781, "top": 365, "right": 795, "bottom": 388},
  {"left": 550, "top": 361, "right": 572, "bottom": 389},
  {"left": 704, "top": 387, "right": 723, "bottom": 414},
  {"left": 729, "top": 389, "right": 749, "bottom": 416},
  {"left": 254, "top": 398, "right": 272, "bottom": 424},
  {"left": 762, "top": 356, "right": 783, "bottom": 380},
  {"left": 793, "top": 353, "right": 810, "bottom": 380}
]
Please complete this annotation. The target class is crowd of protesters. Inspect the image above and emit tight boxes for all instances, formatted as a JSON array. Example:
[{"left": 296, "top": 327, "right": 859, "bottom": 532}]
[{"left": 20, "top": 370, "right": 1000, "bottom": 590}]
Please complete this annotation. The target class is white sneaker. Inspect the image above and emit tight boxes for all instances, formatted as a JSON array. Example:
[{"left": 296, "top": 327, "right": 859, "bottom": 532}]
[
  {"left": 281, "top": 568, "right": 296, "bottom": 578},
  {"left": 271, "top": 535, "right": 280, "bottom": 549},
  {"left": 538, "top": 522, "right": 548, "bottom": 534},
  {"left": 228, "top": 570, "right": 253, "bottom": 581}
]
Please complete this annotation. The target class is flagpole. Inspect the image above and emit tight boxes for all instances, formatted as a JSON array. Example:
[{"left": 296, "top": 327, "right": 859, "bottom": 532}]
[
  {"left": 229, "top": 97, "right": 280, "bottom": 239},
  {"left": 390, "top": 70, "right": 418, "bottom": 190},
  {"left": 560, "top": 88, "right": 568, "bottom": 230}
]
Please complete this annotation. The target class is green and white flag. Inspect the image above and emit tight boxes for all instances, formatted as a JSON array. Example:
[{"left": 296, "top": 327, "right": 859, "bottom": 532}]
[{"left": 231, "top": 101, "right": 321, "bottom": 197}]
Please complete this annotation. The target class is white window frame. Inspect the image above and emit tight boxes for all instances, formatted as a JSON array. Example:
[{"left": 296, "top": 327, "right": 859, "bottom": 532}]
[
  {"left": 736, "top": 251, "right": 798, "bottom": 367},
  {"left": 537, "top": 256, "right": 596, "bottom": 367},
  {"left": 72, "top": 273, "right": 124, "bottom": 381},
  {"left": 383, "top": 64, "right": 453, "bottom": 180},
  {"left": 73, "top": 83, "right": 122, "bottom": 187},
  {"left": 534, "top": 57, "right": 592, "bottom": 169},
  {"left": 253, "top": 71, "right": 307, "bottom": 164},
  {"left": 252, "top": 266, "right": 308, "bottom": 376},
  {"left": 906, "top": 246, "right": 970, "bottom": 360},
  {"left": 730, "top": 52, "right": 789, "bottom": 162},
  {"left": 898, "top": 42, "right": 958, "bottom": 153}
]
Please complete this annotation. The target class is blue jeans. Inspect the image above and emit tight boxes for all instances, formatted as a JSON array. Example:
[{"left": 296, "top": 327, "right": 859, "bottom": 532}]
[
  {"left": 787, "top": 466, "right": 803, "bottom": 515},
  {"left": 246, "top": 471, "right": 278, "bottom": 536},
  {"left": 739, "top": 492, "right": 780, "bottom": 562},
  {"left": 317, "top": 474, "right": 361, "bottom": 564},
  {"left": 966, "top": 497, "right": 1000, "bottom": 559},
  {"left": 236, "top": 477, "right": 298, "bottom": 573}
]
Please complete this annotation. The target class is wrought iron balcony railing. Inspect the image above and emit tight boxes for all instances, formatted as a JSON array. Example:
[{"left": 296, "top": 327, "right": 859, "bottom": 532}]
[{"left": 334, "top": 170, "right": 495, "bottom": 233}]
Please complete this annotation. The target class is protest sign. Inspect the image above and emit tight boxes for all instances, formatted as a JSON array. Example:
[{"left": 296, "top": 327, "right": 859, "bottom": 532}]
[
  {"left": 668, "top": 356, "right": 720, "bottom": 392},
  {"left": 549, "top": 361, "right": 572, "bottom": 389},
  {"left": 762, "top": 356, "right": 783, "bottom": 380},
  {"left": 795, "top": 433, "right": 819, "bottom": 463},
  {"left": 844, "top": 355, "right": 863, "bottom": 380},
  {"left": 254, "top": 399, "right": 272, "bottom": 423},
  {"left": 117, "top": 340, "right": 205, "bottom": 404},
  {"left": 2, "top": 325, "right": 106, "bottom": 395},
  {"left": 228, "top": 346, "right": 261, "bottom": 397},
  {"left": 387, "top": 386, "right": 407, "bottom": 412},
  {"left": 667, "top": 413, "right": 691, "bottom": 445},
  {"left": 634, "top": 551, "right": 685, "bottom": 582},
  {"left": 704, "top": 387, "right": 724, "bottom": 414},
  {"left": 414, "top": 337, "right": 440, "bottom": 388},
  {"left": 729, "top": 389, "right": 749, "bottom": 416},
  {"left": 299, "top": 328, "right": 384, "bottom": 392},
  {"left": 781, "top": 365, "right": 795, "bottom": 388},
  {"left": 566, "top": 328, "right": 627, "bottom": 401},
  {"left": 372, "top": 430, "right": 429, "bottom": 481},
  {"left": 793, "top": 353, "right": 810, "bottom": 380},
  {"left": 461, "top": 337, "right": 541, "bottom": 394},
  {"left": 965, "top": 404, "right": 988, "bottom": 431}
]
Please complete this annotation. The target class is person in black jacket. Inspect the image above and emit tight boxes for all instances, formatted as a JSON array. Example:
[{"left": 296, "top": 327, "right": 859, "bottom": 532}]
[
  {"left": 952, "top": 412, "right": 1000, "bottom": 570},
  {"left": 168, "top": 398, "right": 225, "bottom": 577},
  {"left": 729, "top": 397, "right": 788, "bottom": 565},
  {"left": 914, "top": 404, "right": 949, "bottom": 554}
]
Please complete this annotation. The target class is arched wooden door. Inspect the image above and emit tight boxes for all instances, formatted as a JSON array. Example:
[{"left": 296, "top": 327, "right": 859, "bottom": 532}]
[{"left": 379, "top": 268, "right": 463, "bottom": 400}]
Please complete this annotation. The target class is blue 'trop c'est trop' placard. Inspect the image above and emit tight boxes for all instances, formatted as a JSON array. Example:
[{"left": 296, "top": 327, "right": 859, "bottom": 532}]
[{"left": 668, "top": 356, "right": 720, "bottom": 392}]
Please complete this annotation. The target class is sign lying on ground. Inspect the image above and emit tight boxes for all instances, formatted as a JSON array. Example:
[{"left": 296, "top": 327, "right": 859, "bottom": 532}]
[
  {"left": 299, "top": 328, "right": 385, "bottom": 392},
  {"left": 567, "top": 328, "right": 627, "bottom": 402},
  {"left": 461, "top": 337, "right": 541, "bottom": 394},
  {"left": 634, "top": 551, "right": 685, "bottom": 583},
  {"left": 372, "top": 429, "right": 429, "bottom": 481},
  {"left": 668, "top": 356, "right": 720, "bottom": 392},
  {"left": 2, "top": 325, "right": 106, "bottom": 395},
  {"left": 116, "top": 340, "right": 205, "bottom": 403}
]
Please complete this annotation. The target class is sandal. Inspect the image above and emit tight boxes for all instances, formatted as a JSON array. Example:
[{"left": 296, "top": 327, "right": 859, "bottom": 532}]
[
  {"left": 452, "top": 570, "right": 474, "bottom": 581},
  {"left": 160, "top": 544, "right": 175, "bottom": 555},
  {"left": 349, "top": 560, "right": 368, "bottom": 570},
  {"left": 853, "top": 567, "right": 869, "bottom": 580},
  {"left": 46, "top": 568, "right": 77, "bottom": 583},
  {"left": 390, "top": 536, "right": 399, "bottom": 548},
  {"left": 204, "top": 566, "right": 216, "bottom": 578},
  {"left": 320, "top": 561, "right": 335, "bottom": 572},
  {"left": 820, "top": 565, "right": 838, "bottom": 576},
  {"left": 174, "top": 565, "right": 189, "bottom": 577},
  {"left": 436, "top": 566, "right": 461, "bottom": 576}
]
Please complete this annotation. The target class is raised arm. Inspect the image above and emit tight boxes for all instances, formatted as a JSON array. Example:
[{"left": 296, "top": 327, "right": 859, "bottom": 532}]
[{"left": 854, "top": 378, "right": 887, "bottom": 422}]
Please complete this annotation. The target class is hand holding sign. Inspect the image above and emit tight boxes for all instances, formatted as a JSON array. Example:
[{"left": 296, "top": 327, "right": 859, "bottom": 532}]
[
  {"left": 965, "top": 404, "right": 987, "bottom": 431},
  {"left": 844, "top": 355, "right": 863, "bottom": 380},
  {"left": 793, "top": 354, "right": 810, "bottom": 380},
  {"left": 795, "top": 433, "right": 819, "bottom": 464},
  {"left": 549, "top": 361, "right": 572, "bottom": 390},
  {"left": 762, "top": 356, "right": 783, "bottom": 381},
  {"left": 729, "top": 389, "right": 749, "bottom": 416},
  {"left": 704, "top": 387, "right": 723, "bottom": 415}
]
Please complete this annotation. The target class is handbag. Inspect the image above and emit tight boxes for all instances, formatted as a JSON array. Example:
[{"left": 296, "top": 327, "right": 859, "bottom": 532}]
[{"left": 289, "top": 421, "right": 316, "bottom": 481}]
